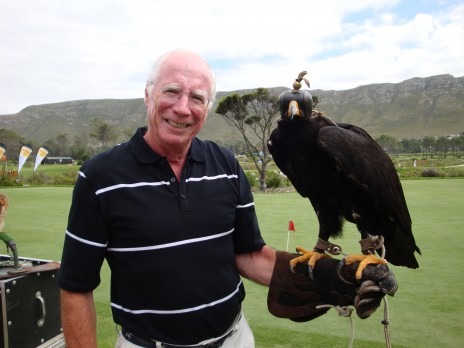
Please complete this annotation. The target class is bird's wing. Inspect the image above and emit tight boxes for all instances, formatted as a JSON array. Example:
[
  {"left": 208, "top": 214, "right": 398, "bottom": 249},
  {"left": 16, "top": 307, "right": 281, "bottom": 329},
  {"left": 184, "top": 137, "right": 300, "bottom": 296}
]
[
  {"left": 317, "top": 124, "right": 412, "bottom": 231},
  {"left": 318, "top": 124, "right": 420, "bottom": 267},
  {"left": 268, "top": 127, "right": 307, "bottom": 196}
]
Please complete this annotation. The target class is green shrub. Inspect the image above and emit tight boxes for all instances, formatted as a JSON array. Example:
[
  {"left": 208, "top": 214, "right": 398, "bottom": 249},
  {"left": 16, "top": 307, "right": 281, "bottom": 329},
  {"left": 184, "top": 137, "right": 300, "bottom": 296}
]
[
  {"left": 0, "top": 173, "right": 20, "bottom": 187},
  {"left": 447, "top": 169, "right": 464, "bottom": 177},
  {"left": 24, "top": 172, "right": 52, "bottom": 185},
  {"left": 265, "top": 171, "right": 281, "bottom": 188},
  {"left": 245, "top": 171, "right": 258, "bottom": 187},
  {"left": 53, "top": 170, "right": 79, "bottom": 185},
  {"left": 421, "top": 168, "right": 443, "bottom": 177}
]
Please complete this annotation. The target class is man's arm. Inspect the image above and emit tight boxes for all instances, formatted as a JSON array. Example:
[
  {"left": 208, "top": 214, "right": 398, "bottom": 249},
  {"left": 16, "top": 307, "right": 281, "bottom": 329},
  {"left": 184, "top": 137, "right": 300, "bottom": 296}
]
[
  {"left": 235, "top": 245, "right": 276, "bottom": 286},
  {"left": 61, "top": 289, "right": 97, "bottom": 348}
]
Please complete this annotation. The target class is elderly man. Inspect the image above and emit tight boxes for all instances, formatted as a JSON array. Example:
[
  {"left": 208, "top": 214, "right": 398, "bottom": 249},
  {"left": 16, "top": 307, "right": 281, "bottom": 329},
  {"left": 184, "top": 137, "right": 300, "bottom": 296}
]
[{"left": 58, "top": 50, "right": 396, "bottom": 348}]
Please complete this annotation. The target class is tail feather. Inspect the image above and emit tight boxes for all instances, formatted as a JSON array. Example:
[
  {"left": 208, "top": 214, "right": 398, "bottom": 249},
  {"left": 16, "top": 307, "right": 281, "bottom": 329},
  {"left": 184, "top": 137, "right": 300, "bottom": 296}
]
[{"left": 382, "top": 227, "right": 420, "bottom": 268}]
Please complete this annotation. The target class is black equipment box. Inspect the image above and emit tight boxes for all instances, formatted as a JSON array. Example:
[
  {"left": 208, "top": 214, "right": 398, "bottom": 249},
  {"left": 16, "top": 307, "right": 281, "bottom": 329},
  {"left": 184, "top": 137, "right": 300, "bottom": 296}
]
[{"left": 0, "top": 254, "right": 64, "bottom": 348}]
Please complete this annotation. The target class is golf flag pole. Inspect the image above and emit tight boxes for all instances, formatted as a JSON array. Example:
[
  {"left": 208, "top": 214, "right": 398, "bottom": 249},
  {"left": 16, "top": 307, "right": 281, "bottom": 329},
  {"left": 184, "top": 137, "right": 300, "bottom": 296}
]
[{"left": 286, "top": 220, "right": 295, "bottom": 252}]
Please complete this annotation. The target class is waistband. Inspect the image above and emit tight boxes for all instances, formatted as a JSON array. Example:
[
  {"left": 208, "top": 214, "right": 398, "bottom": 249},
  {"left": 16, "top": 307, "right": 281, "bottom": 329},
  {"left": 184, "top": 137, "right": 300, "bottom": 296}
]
[{"left": 121, "top": 313, "right": 241, "bottom": 348}]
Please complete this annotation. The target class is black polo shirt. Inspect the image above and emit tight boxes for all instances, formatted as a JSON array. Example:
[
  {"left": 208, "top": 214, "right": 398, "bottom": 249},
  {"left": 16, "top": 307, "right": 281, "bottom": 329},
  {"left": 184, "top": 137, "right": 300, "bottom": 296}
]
[{"left": 58, "top": 127, "right": 265, "bottom": 345}]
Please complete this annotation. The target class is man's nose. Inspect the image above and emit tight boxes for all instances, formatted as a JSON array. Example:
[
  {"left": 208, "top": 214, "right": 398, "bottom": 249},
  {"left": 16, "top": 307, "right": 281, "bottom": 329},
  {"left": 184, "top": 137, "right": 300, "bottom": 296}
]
[{"left": 172, "top": 94, "right": 191, "bottom": 114}]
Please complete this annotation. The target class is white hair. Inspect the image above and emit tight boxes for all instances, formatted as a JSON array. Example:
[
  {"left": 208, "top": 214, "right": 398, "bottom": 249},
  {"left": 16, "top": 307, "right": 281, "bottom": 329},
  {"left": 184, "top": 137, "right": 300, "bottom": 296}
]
[{"left": 146, "top": 49, "right": 217, "bottom": 110}]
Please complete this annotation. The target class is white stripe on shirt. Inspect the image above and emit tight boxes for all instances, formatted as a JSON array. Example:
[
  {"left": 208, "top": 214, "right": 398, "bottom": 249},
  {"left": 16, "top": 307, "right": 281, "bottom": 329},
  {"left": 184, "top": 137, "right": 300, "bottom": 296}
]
[
  {"left": 107, "top": 228, "right": 234, "bottom": 252},
  {"left": 186, "top": 174, "right": 238, "bottom": 182},
  {"left": 95, "top": 181, "right": 171, "bottom": 195},
  {"left": 85, "top": 173, "right": 237, "bottom": 195},
  {"left": 65, "top": 230, "right": 108, "bottom": 248},
  {"left": 236, "top": 202, "right": 254, "bottom": 209},
  {"left": 110, "top": 280, "right": 242, "bottom": 315}
]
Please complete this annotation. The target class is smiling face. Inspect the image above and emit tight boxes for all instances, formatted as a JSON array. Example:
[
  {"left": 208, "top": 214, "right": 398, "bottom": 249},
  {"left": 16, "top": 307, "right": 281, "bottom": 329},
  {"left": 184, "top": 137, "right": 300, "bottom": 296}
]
[{"left": 143, "top": 51, "right": 213, "bottom": 157}]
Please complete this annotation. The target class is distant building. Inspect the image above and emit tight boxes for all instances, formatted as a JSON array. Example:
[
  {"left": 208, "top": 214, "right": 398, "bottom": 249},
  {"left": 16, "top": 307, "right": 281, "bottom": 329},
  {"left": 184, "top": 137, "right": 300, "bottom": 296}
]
[{"left": 43, "top": 157, "right": 74, "bottom": 165}]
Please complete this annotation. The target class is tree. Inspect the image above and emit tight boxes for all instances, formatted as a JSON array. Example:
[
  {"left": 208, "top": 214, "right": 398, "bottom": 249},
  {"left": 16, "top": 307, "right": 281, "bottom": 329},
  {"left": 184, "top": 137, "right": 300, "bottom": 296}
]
[
  {"left": 70, "top": 132, "right": 91, "bottom": 162},
  {"left": 375, "top": 134, "right": 401, "bottom": 155},
  {"left": 450, "top": 135, "right": 464, "bottom": 157},
  {"left": 216, "top": 88, "right": 280, "bottom": 191},
  {"left": 436, "top": 136, "right": 449, "bottom": 158},
  {"left": 56, "top": 134, "right": 70, "bottom": 157},
  {"left": 89, "top": 117, "right": 119, "bottom": 150},
  {"left": 401, "top": 138, "right": 421, "bottom": 156},
  {"left": 312, "top": 95, "right": 319, "bottom": 109},
  {"left": 42, "top": 133, "right": 70, "bottom": 157},
  {"left": 43, "top": 137, "right": 60, "bottom": 156},
  {"left": 0, "top": 128, "right": 26, "bottom": 162},
  {"left": 422, "top": 136, "right": 436, "bottom": 158},
  {"left": 121, "top": 128, "right": 135, "bottom": 143}
]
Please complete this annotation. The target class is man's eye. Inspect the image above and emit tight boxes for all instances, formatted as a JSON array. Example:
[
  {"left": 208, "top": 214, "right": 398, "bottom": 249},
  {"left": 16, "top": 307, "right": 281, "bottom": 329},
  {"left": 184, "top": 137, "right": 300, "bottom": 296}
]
[
  {"left": 191, "top": 94, "right": 206, "bottom": 105},
  {"left": 163, "top": 88, "right": 181, "bottom": 97}
]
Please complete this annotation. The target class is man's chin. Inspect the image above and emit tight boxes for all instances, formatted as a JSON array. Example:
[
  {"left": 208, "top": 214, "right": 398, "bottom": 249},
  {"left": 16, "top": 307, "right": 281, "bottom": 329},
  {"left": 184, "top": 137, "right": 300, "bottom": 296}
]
[{"left": 161, "top": 133, "right": 193, "bottom": 147}]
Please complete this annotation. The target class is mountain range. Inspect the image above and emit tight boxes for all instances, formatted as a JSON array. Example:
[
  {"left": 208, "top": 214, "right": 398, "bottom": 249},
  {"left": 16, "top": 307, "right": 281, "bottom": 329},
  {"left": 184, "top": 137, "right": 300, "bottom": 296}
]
[{"left": 0, "top": 74, "right": 462, "bottom": 145}]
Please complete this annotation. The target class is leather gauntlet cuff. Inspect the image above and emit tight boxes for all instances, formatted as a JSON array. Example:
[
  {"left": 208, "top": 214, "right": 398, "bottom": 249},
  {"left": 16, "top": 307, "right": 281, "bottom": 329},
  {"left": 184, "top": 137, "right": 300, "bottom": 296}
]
[{"left": 267, "top": 251, "right": 357, "bottom": 322}]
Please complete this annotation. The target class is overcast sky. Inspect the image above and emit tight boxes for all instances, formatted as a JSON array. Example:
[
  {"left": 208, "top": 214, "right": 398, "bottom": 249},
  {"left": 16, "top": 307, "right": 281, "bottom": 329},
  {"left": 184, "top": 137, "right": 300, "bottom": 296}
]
[{"left": 1, "top": 0, "right": 463, "bottom": 114}]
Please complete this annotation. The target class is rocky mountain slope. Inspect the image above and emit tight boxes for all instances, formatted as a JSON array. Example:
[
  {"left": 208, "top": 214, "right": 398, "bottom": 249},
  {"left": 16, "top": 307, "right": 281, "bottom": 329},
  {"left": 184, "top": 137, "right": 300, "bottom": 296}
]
[{"left": 0, "top": 74, "right": 462, "bottom": 144}]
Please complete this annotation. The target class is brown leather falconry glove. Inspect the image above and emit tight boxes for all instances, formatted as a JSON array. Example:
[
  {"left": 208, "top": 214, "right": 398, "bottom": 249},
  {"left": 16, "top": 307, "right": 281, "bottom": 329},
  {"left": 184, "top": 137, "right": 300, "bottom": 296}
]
[{"left": 268, "top": 251, "right": 398, "bottom": 322}]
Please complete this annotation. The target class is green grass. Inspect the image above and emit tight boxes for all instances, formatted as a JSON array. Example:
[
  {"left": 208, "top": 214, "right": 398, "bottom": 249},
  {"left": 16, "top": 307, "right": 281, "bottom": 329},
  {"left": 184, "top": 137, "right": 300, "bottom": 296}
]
[
  {"left": 1, "top": 179, "right": 463, "bottom": 347},
  {"left": 247, "top": 180, "right": 464, "bottom": 347},
  {"left": 9, "top": 163, "right": 80, "bottom": 178}
]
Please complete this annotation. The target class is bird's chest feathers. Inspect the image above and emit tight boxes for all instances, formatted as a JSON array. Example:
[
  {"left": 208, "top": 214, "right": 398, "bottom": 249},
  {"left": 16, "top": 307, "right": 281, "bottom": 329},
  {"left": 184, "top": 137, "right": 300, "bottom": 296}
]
[{"left": 279, "top": 123, "right": 333, "bottom": 172}]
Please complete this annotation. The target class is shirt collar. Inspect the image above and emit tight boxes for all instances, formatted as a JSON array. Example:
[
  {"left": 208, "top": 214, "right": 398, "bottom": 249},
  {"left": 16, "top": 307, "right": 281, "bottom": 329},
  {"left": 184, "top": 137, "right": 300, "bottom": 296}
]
[{"left": 129, "top": 127, "right": 205, "bottom": 164}]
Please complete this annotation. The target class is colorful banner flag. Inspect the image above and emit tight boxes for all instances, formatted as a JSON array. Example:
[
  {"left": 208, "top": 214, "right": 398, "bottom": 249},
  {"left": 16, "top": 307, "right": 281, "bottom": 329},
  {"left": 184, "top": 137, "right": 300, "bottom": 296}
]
[
  {"left": 0, "top": 143, "right": 6, "bottom": 159},
  {"left": 17, "top": 144, "right": 33, "bottom": 174},
  {"left": 33, "top": 146, "right": 49, "bottom": 172}
]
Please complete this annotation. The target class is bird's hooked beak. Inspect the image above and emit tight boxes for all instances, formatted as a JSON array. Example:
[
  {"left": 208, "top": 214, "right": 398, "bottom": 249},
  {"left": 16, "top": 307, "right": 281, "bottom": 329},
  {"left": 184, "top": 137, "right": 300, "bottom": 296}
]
[{"left": 287, "top": 100, "right": 301, "bottom": 120}]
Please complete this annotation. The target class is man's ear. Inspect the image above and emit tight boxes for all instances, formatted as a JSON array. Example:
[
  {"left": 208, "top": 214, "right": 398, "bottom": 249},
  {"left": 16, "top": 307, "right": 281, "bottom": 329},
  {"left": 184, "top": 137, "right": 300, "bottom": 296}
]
[{"left": 144, "top": 87, "right": 150, "bottom": 107}]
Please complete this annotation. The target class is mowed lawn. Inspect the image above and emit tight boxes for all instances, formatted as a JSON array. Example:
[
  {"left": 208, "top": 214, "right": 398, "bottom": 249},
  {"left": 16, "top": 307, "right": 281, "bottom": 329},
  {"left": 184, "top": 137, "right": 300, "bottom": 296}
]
[{"left": 1, "top": 179, "right": 463, "bottom": 347}]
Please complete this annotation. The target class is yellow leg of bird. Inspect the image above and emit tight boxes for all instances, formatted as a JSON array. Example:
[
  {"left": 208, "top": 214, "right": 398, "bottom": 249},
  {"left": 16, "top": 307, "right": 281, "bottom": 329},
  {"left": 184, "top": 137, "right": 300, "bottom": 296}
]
[
  {"left": 344, "top": 254, "right": 387, "bottom": 280},
  {"left": 290, "top": 246, "right": 332, "bottom": 270}
]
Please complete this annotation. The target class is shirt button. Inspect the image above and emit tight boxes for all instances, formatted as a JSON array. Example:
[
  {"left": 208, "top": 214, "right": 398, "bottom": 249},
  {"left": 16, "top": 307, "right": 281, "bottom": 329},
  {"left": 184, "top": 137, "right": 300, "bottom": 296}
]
[
  {"left": 181, "top": 193, "right": 186, "bottom": 200},
  {"left": 170, "top": 177, "right": 176, "bottom": 183}
]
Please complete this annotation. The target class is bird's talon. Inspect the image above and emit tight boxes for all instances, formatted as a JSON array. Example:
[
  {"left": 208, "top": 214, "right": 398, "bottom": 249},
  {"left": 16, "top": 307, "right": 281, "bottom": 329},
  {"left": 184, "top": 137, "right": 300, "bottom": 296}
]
[
  {"left": 337, "top": 259, "right": 356, "bottom": 285},
  {"left": 289, "top": 246, "right": 331, "bottom": 279},
  {"left": 344, "top": 254, "right": 388, "bottom": 280},
  {"left": 307, "top": 265, "right": 314, "bottom": 280}
]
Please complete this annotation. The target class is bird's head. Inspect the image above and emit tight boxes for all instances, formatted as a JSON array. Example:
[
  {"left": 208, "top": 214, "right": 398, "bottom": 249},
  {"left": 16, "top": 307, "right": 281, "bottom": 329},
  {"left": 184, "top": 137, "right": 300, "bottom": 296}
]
[
  {"left": 279, "top": 89, "right": 313, "bottom": 120},
  {"left": 278, "top": 71, "right": 313, "bottom": 121}
]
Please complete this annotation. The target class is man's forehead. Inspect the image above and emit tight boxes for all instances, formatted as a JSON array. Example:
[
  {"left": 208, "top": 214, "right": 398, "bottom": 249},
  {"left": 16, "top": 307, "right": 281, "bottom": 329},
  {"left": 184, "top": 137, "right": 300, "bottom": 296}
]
[
  {"left": 158, "top": 66, "right": 211, "bottom": 91},
  {"left": 159, "top": 54, "right": 211, "bottom": 82}
]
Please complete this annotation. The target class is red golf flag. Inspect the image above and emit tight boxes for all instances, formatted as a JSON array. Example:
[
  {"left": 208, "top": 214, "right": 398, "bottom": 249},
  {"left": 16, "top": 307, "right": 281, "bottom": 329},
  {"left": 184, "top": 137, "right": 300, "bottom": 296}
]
[{"left": 288, "top": 220, "right": 295, "bottom": 232}]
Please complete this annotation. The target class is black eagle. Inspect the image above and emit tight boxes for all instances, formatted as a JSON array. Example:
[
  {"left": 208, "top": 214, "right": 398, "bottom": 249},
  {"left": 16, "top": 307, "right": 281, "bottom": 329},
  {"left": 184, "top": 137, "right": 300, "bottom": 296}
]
[{"left": 267, "top": 72, "right": 421, "bottom": 278}]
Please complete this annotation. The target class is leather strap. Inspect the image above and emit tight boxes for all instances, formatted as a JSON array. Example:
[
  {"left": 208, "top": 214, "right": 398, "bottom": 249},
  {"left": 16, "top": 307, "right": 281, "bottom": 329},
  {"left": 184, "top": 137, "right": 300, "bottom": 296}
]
[
  {"left": 315, "top": 238, "right": 343, "bottom": 255},
  {"left": 359, "top": 236, "right": 384, "bottom": 253}
]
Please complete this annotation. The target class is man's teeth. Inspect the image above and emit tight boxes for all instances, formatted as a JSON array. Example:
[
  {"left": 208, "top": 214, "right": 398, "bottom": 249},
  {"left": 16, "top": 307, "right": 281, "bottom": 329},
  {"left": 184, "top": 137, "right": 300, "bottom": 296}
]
[{"left": 167, "top": 120, "right": 188, "bottom": 128}]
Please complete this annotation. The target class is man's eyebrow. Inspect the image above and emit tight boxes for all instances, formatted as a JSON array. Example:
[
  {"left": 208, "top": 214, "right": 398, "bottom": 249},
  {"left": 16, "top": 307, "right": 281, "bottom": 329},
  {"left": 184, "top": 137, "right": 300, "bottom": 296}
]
[
  {"left": 161, "top": 83, "right": 208, "bottom": 96},
  {"left": 161, "top": 83, "right": 181, "bottom": 90}
]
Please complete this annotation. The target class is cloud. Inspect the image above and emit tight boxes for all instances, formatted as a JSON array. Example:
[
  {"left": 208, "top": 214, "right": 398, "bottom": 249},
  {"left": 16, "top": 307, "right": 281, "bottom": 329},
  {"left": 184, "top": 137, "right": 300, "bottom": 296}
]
[{"left": 0, "top": 0, "right": 462, "bottom": 114}]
